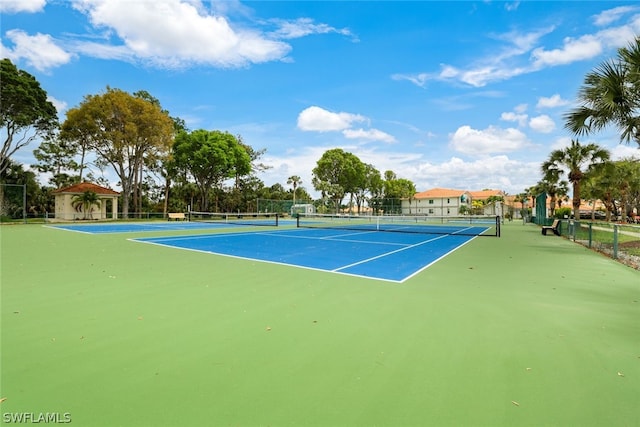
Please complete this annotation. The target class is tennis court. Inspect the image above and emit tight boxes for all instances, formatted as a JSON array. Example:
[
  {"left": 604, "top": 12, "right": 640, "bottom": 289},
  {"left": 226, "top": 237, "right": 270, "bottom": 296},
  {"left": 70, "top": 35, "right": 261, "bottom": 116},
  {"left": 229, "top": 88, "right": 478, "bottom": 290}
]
[
  {"left": 133, "top": 227, "right": 479, "bottom": 282},
  {"left": 1, "top": 221, "right": 638, "bottom": 426},
  {"left": 47, "top": 213, "right": 284, "bottom": 234}
]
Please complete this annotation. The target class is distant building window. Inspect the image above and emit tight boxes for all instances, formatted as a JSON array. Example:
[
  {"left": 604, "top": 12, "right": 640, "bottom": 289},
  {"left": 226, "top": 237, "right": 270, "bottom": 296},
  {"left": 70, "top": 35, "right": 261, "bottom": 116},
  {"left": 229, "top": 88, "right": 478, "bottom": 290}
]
[
  {"left": 447, "top": 198, "right": 450, "bottom": 203},
  {"left": 428, "top": 209, "right": 434, "bottom": 214},
  {"left": 429, "top": 200, "right": 434, "bottom": 204}
]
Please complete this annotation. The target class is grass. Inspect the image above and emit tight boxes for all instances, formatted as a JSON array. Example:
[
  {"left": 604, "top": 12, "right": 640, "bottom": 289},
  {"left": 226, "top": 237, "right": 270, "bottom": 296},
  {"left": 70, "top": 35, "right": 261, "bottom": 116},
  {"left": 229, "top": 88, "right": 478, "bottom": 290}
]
[
  {"left": 1, "top": 222, "right": 639, "bottom": 426},
  {"left": 574, "top": 222, "right": 640, "bottom": 259}
]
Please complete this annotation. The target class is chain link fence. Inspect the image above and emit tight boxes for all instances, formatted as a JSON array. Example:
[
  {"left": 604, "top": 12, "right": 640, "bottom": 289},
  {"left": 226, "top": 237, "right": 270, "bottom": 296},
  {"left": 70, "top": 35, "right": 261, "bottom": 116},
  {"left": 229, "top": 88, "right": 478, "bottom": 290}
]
[{"left": 559, "top": 219, "right": 640, "bottom": 270}]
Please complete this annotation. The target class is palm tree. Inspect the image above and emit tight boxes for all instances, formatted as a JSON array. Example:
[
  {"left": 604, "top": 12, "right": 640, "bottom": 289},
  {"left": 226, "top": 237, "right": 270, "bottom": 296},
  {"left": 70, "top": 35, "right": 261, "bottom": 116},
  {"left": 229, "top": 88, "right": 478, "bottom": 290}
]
[
  {"left": 72, "top": 190, "right": 101, "bottom": 219},
  {"left": 287, "top": 175, "right": 302, "bottom": 207},
  {"left": 542, "top": 139, "right": 610, "bottom": 219},
  {"left": 485, "top": 195, "right": 505, "bottom": 216},
  {"left": 538, "top": 165, "right": 569, "bottom": 218},
  {"left": 514, "top": 192, "right": 528, "bottom": 220},
  {"left": 564, "top": 36, "right": 640, "bottom": 147}
]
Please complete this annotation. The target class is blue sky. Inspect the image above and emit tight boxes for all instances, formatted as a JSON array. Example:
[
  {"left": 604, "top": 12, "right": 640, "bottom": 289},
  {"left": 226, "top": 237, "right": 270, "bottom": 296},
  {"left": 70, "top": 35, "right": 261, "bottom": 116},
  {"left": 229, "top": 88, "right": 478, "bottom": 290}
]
[{"left": 2, "top": 0, "right": 640, "bottom": 198}]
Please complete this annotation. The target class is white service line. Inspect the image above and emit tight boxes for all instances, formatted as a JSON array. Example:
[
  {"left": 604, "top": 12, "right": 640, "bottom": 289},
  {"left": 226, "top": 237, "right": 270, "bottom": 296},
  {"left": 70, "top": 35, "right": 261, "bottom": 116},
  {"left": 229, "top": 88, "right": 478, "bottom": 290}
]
[{"left": 333, "top": 234, "right": 450, "bottom": 272}]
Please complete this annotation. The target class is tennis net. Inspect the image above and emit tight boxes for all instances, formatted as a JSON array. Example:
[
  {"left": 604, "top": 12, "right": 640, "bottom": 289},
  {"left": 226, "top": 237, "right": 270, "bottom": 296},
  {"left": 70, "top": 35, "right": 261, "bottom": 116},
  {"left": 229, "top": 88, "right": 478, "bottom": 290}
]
[
  {"left": 296, "top": 214, "right": 500, "bottom": 237},
  {"left": 189, "top": 211, "right": 279, "bottom": 227}
]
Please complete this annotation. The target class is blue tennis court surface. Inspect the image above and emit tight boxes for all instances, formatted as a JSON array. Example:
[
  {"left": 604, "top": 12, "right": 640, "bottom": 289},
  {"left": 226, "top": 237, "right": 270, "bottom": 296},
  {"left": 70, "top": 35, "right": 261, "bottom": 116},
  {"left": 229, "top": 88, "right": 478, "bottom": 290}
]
[
  {"left": 46, "top": 221, "right": 283, "bottom": 234},
  {"left": 132, "top": 227, "right": 479, "bottom": 282}
]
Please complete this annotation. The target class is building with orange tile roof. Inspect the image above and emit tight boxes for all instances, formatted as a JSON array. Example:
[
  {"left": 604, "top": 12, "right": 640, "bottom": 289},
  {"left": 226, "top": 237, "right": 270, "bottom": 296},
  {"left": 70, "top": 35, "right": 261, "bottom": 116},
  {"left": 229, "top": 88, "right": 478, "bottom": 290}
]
[
  {"left": 402, "top": 187, "right": 509, "bottom": 218},
  {"left": 402, "top": 188, "right": 472, "bottom": 216},
  {"left": 469, "top": 189, "right": 506, "bottom": 216},
  {"left": 52, "top": 182, "right": 120, "bottom": 220}
]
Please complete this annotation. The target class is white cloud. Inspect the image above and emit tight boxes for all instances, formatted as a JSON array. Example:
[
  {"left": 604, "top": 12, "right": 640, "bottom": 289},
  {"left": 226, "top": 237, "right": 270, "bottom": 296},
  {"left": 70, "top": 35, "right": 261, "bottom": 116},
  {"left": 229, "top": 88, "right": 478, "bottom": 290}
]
[
  {"left": 0, "top": 0, "right": 45, "bottom": 13},
  {"left": 493, "top": 27, "right": 554, "bottom": 57},
  {"left": 531, "top": 35, "right": 603, "bottom": 67},
  {"left": 425, "top": 27, "right": 553, "bottom": 87},
  {"left": 297, "top": 107, "right": 397, "bottom": 144},
  {"left": 70, "top": 0, "right": 291, "bottom": 68},
  {"left": 435, "top": 64, "right": 529, "bottom": 88},
  {"left": 537, "top": 94, "right": 569, "bottom": 109},
  {"left": 504, "top": 2, "right": 520, "bottom": 12},
  {"left": 449, "top": 125, "right": 529, "bottom": 155},
  {"left": 260, "top": 146, "right": 540, "bottom": 198},
  {"left": 393, "top": 9, "right": 640, "bottom": 90},
  {"left": 48, "top": 96, "right": 68, "bottom": 117},
  {"left": 2, "top": 30, "right": 72, "bottom": 71},
  {"left": 530, "top": 22, "right": 640, "bottom": 69},
  {"left": 342, "top": 128, "right": 396, "bottom": 143},
  {"left": 529, "top": 115, "right": 556, "bottom": 133},
  {"left": 550, "top": 136, "right": 573, "bottom": 151},
  {"left": 407, "top": 155, "right": 540, "bottom": 194},
  {"left": 596, "top": 25, "right": 640, "bottom": 50},
  {"left": 391, "top": 72, "right": 429, "bottom": 88},
  {"left": 592, "top": 6, "right": 639, "bottom": 26},
  {"left": 269, "top": 18, "right": 356, "bottom": 41},
  {"left": 297, "top": 106, "right": 366, "bottom": 132},
  {"left": 501, "top": 112, "right": 528, "bottom": 127},
  {"left": 69, "top": 40, "right": 134, "bottom": 62},
  {"left": 610, "top": 145, "right": 640, "bottom": 161},
  {"left": 514, "top": 103, "right": 528, "bottom": 114}
]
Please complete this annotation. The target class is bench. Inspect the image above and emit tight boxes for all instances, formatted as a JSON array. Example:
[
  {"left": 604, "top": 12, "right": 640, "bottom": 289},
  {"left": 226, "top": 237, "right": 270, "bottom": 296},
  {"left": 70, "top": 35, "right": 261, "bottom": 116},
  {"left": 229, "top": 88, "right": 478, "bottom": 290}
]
[
  {"left": 541, "top": 219, "right": 560, "bottom": 236},
  {"left": 168, "top": 212, "right": 186, "bottom": 221}
]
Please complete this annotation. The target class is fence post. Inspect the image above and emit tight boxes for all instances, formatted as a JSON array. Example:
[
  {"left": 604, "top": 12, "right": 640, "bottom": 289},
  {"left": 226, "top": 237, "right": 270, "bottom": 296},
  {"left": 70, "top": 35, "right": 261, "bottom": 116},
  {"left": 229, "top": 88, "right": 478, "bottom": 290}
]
[{"left": 613, "top": 224, "right": 618, "bottom": 259}]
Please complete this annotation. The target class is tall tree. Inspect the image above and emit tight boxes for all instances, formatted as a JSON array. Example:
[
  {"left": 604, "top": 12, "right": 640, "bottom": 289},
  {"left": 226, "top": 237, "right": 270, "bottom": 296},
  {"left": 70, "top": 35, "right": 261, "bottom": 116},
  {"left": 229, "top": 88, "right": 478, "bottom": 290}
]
[
  {"left": 172, "top": 129, "right": 251, "bottom": 212},
  {"left": 0, "top": 58, "right": 58, "bottom": 176},
  {"left": 287, "top": 175, "right": 302, "bottom": 206},
  {"left": 589, "top": 158, "right": 640, "bottom": 221},
  {"left": 238, "top": 136, "right": 271, "bottom": 176},
  {"left": 383, "top": 171, "right": 416, "bottom": 214},
  {"left": 58, "top": 107, "right": 96, "bottom": 182},
  {"left": 131, "top": 90, "right": 185, "bottom": 214},
  {"left": 60, "top": 87, "right": 175, "bottom": 217},
  {"left": 353, "top": 164, "right": 380, "bottom": 214},
  {"left": 514, "top": 192, "right": 529, "bottom": 219},
  {"left": 312, "top": 148, "right": 364, "bottom": 211},
  {"left": 33, "top": 134, "right": 81, "bottom": 188},
  {"left": 542, "top": 139, "right": 610, "bottom": 218},
  {"left": 564, "top": 36, "right": 640, "bottom": 147}
]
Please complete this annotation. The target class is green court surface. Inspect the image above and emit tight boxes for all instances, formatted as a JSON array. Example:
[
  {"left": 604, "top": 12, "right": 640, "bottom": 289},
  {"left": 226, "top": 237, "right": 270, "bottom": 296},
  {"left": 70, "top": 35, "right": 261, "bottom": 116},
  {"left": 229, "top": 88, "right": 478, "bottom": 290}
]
[{"left": 1, "top": 222, "right": 638, "bottom": 426}]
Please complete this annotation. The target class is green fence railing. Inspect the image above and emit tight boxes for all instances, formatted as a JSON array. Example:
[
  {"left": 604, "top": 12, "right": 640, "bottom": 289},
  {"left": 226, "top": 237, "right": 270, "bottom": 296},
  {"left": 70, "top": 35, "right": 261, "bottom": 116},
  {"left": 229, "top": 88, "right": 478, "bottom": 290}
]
[{"left": 561, "top": 219, "right": 640, "bottom": 267}]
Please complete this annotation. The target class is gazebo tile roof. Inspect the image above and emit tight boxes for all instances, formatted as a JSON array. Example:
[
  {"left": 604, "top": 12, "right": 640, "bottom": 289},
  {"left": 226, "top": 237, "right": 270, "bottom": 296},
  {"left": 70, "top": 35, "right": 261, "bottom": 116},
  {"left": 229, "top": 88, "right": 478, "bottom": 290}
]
[{"left": 53, "top": 182, "right": 120, "bottom": 195}]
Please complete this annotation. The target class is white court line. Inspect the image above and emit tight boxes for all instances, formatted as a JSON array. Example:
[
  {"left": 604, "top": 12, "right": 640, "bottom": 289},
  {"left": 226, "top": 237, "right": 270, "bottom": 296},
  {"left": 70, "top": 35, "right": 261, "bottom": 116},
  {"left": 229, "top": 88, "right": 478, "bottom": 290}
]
[
  {"left": 332, "top": 234, "right": 450, "bottom": 272},
  {"left": 258, "top": 230, "right": 410, "bottom": 246},
  {"left": 130, "top": 228, "right": 478, "bottom": 283},
  {"left": 43, "top": 225, "right": 95, "bottom": 235}
]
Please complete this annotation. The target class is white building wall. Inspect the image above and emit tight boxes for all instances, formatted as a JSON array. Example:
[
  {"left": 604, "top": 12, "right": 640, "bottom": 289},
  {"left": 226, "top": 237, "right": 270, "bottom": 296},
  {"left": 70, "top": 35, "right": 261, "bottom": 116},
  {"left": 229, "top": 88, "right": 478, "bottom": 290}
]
[
  {"left": 401, "top": 195, "right": 470, "bottom": 216},
  {"left": 54, "top": 194, "right": 118, "bottom": 220}
]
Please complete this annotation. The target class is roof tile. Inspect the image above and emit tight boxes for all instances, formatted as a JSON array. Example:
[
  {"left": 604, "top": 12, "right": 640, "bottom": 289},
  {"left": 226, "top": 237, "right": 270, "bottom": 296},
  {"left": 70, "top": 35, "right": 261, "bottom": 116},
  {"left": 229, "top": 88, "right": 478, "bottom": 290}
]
[{"left": 53, "top": 182, "right": 120, "bottom": 195}]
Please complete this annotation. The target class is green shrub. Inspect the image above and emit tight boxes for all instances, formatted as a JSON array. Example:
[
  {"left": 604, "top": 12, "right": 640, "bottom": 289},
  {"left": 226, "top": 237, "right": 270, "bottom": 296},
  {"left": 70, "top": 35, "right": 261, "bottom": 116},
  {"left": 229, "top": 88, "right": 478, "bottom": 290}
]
[{"left": 554, "top": 207, "right": 572, "bottom": 219}]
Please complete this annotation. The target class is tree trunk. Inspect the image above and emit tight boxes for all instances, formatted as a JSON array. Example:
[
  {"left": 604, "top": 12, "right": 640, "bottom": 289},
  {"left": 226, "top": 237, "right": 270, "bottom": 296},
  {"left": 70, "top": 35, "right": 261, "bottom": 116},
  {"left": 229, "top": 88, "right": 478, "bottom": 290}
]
[
  {"left": 163, "top": 177, "right": 170, "bottom": 216},
  {"left": 119, "top": 165, "right": 131, "bottom": 219},
  {"left": 572, "top": 181, "right": 581, "bottom": 219},
  {"left": 137, "top": 160, "right": 143, "bottom": 213}
]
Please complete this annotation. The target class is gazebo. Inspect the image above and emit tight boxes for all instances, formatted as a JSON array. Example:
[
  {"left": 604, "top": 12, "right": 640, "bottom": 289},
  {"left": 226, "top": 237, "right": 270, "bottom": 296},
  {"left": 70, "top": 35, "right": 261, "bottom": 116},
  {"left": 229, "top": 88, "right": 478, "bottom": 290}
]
[{"left": 53, "top": 182, "right": 120, "bottom": 220}]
